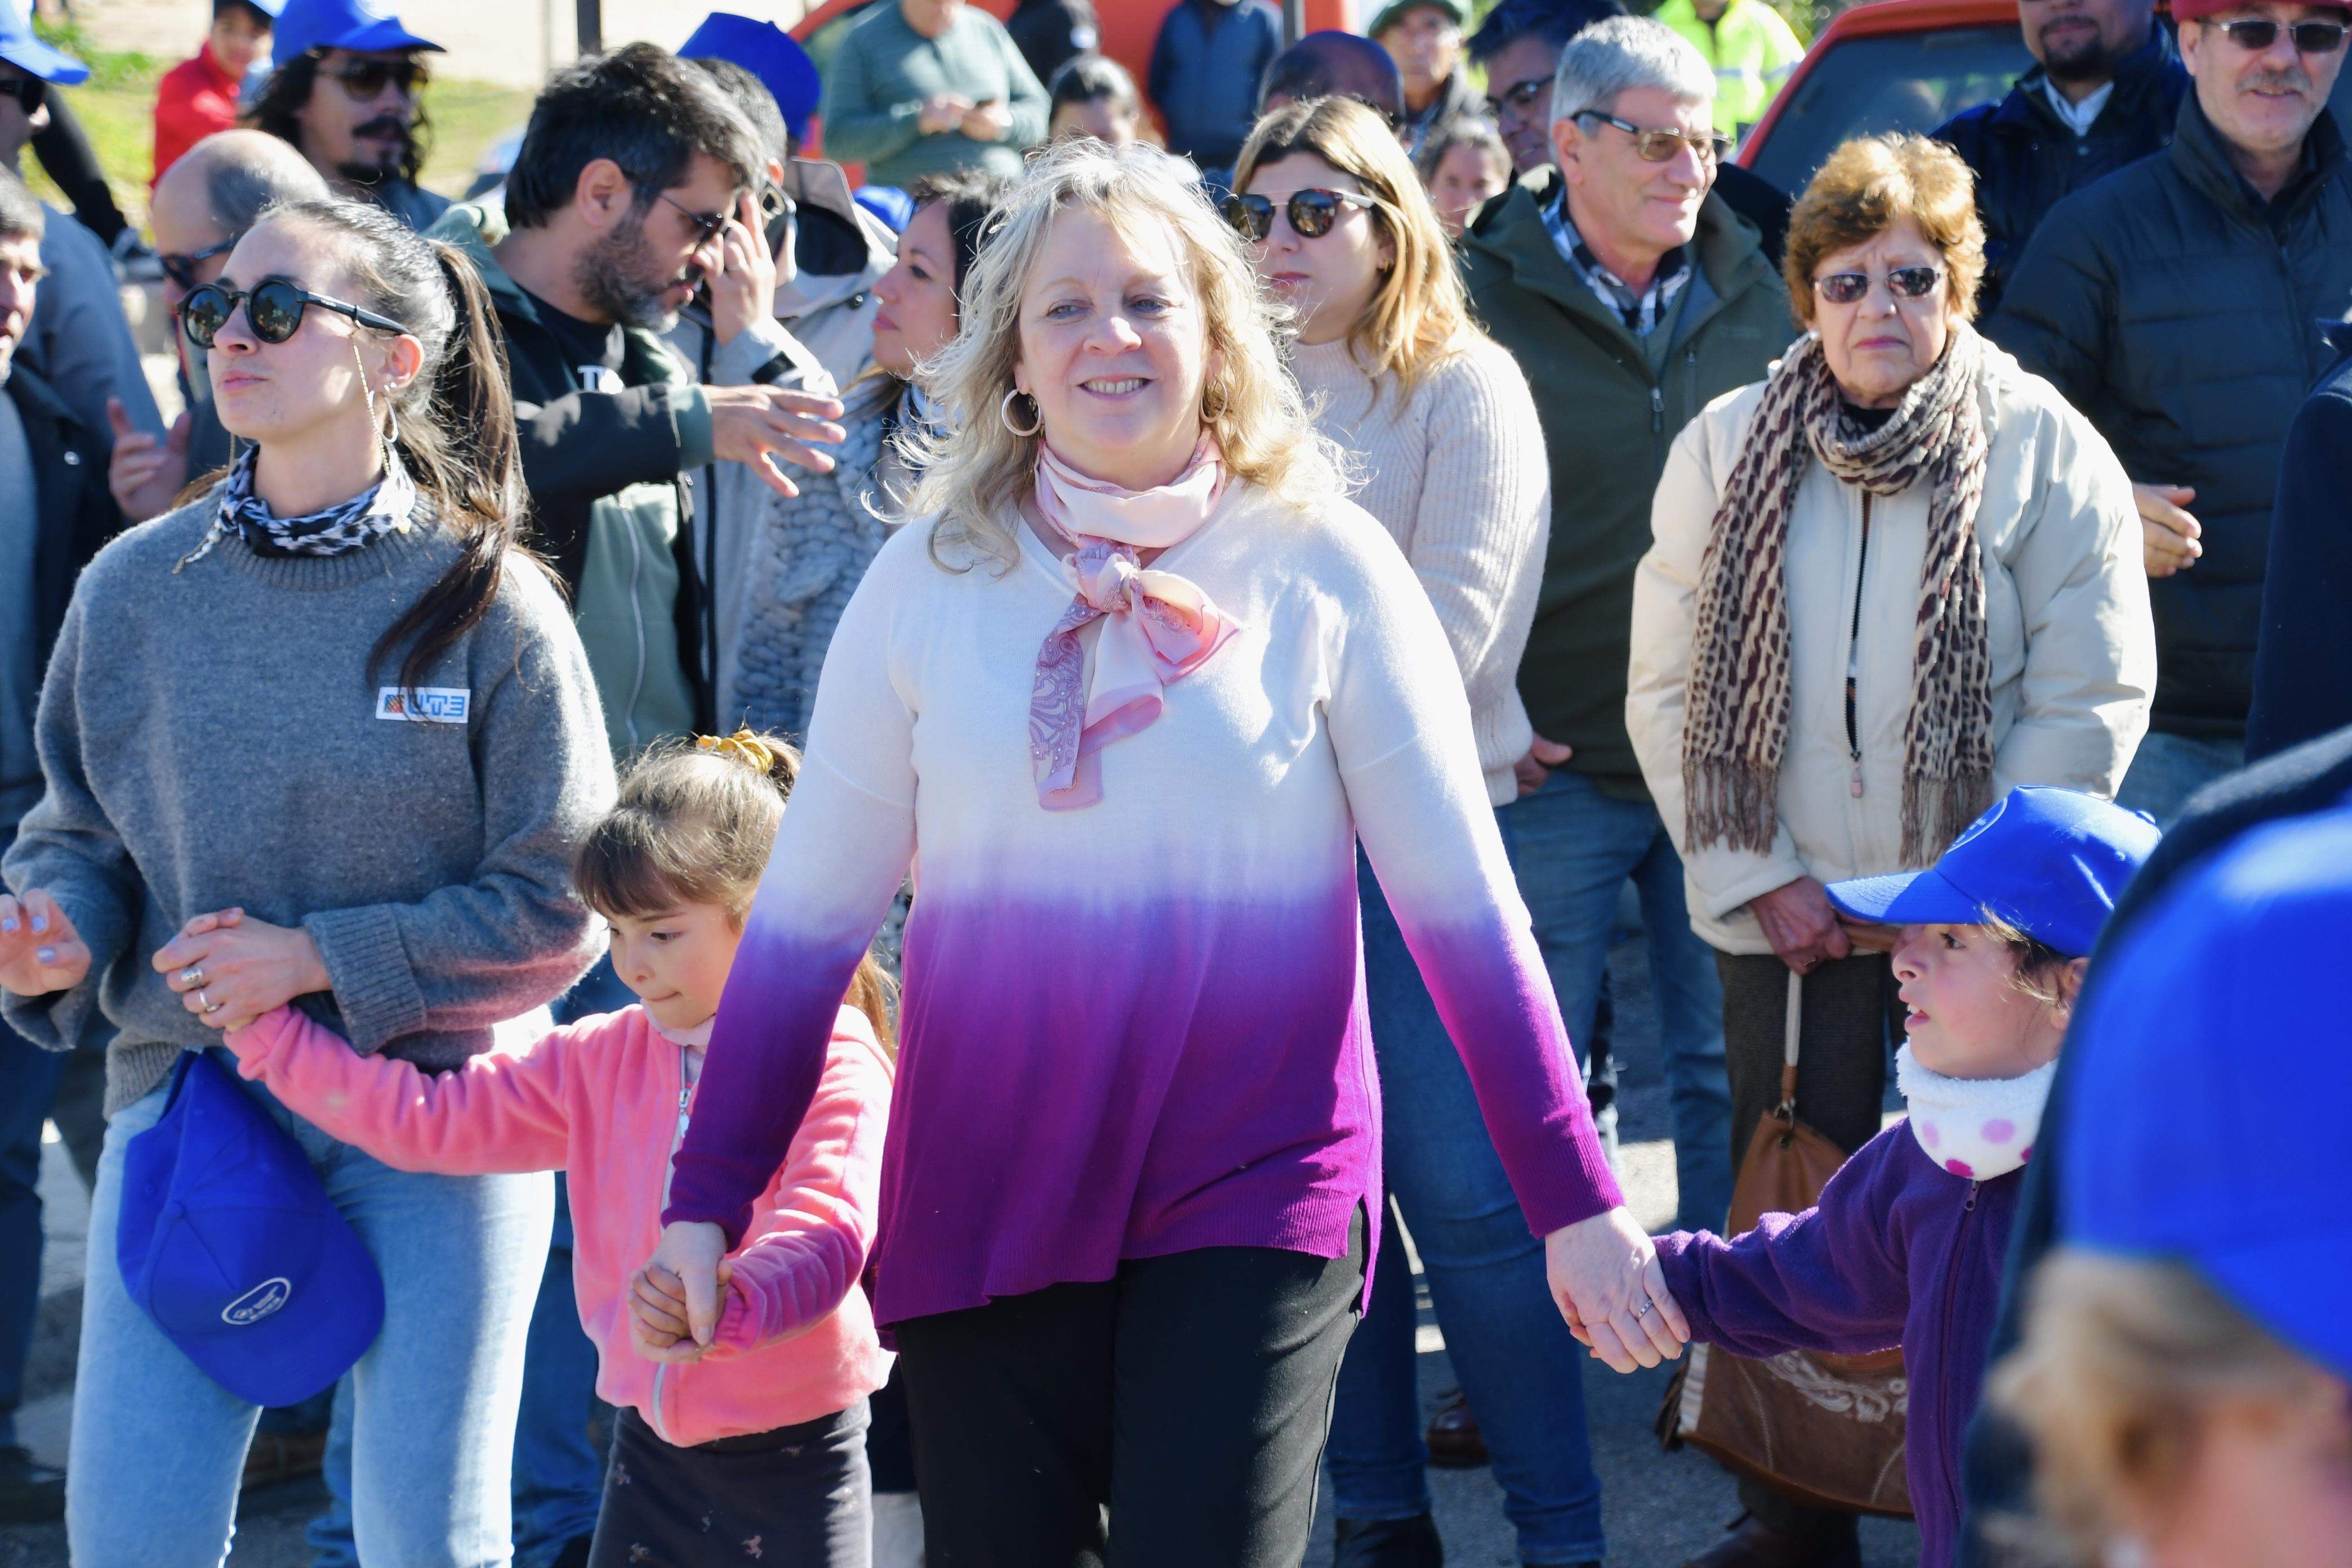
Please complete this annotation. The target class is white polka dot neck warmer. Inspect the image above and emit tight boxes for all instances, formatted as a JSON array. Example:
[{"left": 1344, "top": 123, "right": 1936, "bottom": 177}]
[{"left": 1895, "top": 1043, "right": 2056, "bottom": 1182}]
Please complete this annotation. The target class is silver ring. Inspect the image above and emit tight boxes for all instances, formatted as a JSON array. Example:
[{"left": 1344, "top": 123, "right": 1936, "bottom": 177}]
[
  {"left": 199, "top": 988, "right": 221, "bottom": 1015},
  {"left": 180, "top": 966, "right": 204, "bottom": 988},
  {"left": 1635, "top": 1297, "right": 1654, "bottom": 1318}
]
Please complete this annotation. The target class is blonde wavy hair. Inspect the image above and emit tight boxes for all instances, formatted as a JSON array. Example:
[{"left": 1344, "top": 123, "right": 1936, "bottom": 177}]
[
  {"left": 905, "top": 137, "right": 1344, "bottom": 571},
  {"left": 1233, "top": 95, "right": 1480, "bottom": 399}
]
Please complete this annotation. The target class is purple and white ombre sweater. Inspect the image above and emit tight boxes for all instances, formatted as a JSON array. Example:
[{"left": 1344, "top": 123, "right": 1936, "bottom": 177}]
[{"left": 663, "top": 482, "right": 1622, "bottom": 1329}]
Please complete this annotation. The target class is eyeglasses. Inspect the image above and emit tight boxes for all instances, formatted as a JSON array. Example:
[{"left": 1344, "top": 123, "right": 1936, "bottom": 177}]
[
  {"left": 1484, "top": 74, "right": 1554, "bottom": 119},
  {"left": 1222, "top": 189, "right": 1379, "bottom": 243},
  {"left": 1812, "top": 265, "right": 1945, "bottom": 305},
  {"left": 2208, "top": 16, "right": 2349, "bottom": 52},
  {"left": 1573, "top": 110, "right": 1734, "bottom": 164},
  {"left": 180, "top": 278, "right": 407, "bottom": 348},
  {"left": 323, "top": 57, "right": 429, "bottom": 100},
  {"left": 159, "top": 237, "right": 240, "bottom": 292},
  {"left": 658, "top": 190, "right": 729, "bottom": 244},
  {"left": 0, "top": 77, "right": 47, "bottom": 115}
]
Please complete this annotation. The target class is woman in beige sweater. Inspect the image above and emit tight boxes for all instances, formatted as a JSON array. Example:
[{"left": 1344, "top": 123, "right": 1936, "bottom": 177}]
[{"left": 1228, "top": 97, "right": 1605, "bottom": 1568}]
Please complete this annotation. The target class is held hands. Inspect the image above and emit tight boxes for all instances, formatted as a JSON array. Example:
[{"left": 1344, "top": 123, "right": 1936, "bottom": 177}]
[
  {"left": 630, "top": 1258, "right": 736, "bottom": 1363},
  {"left": 636, "top": 1219, "right": 729, "bottom": 1357},
  {"left": 0, "top": 890, "right": 91, "bottom": 996},
  {"left": 2134, "top": 482, "right": 2201, "bottom": 577},
  {"left": 1749, "top": 876, "right": 1851, "bottom": 974},
  {"left": 152, "top": 907, "right": 330, "bottom": 1033},
  {"left": 917, "top": 94, "right": 975, "bottom": 135},
  {"left": 706, "top": 385, "right": 846, "bottom": 498},
  {"left": 108, "top": 399, "right": 194, "bottom": 523},
  {"left": 706, "top": 190, "right": 779, "bottom": 348},
  {"left": 1544, "top": 1207, "right": 1689, "bottom": 1373},
  {"left": 1513, "top": 734, "right": 1575, "bottom": 798}
]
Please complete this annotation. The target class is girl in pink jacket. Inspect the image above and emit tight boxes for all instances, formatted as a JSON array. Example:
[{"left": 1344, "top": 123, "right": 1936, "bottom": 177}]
[{"left": 216, "top": 732, "right": 896, "bottom": 1568}]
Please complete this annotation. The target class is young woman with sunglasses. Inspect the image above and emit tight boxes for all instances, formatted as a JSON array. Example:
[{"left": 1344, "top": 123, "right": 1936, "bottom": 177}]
[
  {"left": 0, "top": 195, "right": 614, "bottom": 1567},
  {"left": 1624, "top": 133, "right": 2155, "bottom": 1563},
  {"left": 1230, "top": 95, "right": 1606, "bottom": 1568}
]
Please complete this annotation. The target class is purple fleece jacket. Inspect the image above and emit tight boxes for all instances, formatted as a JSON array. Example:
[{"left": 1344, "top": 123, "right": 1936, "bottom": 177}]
[{"left": 1655, "top": 1121, "right": 2022, "bottom": 1568}]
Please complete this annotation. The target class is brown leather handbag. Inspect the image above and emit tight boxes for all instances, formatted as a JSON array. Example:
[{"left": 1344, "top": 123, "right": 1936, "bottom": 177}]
[{"left": 1656, "top": 970, "right": 1914, "bottom": 1518}]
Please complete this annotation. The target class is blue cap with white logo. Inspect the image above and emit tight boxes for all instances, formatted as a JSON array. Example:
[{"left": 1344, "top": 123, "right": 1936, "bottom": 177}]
[
  {"left": 2060, "top": 805, "right": 2352, "bottom": 1380},
  {"left": 0, "top": 0, "right": 90, "bottom": 85},
  {"left": 270, "top": 0, "right": 441, "bottom": 64},
  {"left": 678, "top": 12, "right": 822, "bottom": 145},
  {"left": 117, "top": 1052, "right": 384, "bottom": 1407},
  {"left": 1824, "top": 786, "right": 2159, "bottom": 957}
]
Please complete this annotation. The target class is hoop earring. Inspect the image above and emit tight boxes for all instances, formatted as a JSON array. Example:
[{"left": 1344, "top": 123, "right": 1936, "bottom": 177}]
[
  {"left": 355, "top": 342, "right": 399, "bottom": 470},
  {"left": 1203, "top": 382, "right": 1232, "bottom": 422},
  {"left": 999, "top": 387, "right": 1043, "bottom": 438}
]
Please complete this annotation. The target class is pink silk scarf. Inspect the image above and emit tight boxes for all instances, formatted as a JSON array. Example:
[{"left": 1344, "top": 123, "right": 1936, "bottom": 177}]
[{"left": 1028, "top": 436, "right": 1242, "bottom": 809}]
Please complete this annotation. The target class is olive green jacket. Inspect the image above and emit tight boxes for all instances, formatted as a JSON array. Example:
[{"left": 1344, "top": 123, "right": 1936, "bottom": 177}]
[{"left": 1460, "top": 168, "right": 1797, "bottom": 797}]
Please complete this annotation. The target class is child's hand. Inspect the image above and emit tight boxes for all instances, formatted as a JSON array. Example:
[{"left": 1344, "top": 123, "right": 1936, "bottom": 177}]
[
  {"left": 641, "top": 1219, "right": 729, "bottom": 1348},
  {"left": 630, "top": 1259, "right": 734, "bottom": 1362}
]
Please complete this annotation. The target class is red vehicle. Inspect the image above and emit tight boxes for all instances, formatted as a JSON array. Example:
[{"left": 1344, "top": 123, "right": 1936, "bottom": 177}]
[{"left": 1739, "top": 0, "right": 2352, "bottom": 197}]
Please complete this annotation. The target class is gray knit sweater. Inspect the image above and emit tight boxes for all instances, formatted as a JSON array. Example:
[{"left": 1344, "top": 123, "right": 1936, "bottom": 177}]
[{"left": 2, "top": 495, "right": 617, "bottom": 1115}]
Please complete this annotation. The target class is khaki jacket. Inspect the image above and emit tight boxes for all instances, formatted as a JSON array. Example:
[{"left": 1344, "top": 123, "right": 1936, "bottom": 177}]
[{"left": 1626, "top": 342, "right": 2155, "bottom": 954}]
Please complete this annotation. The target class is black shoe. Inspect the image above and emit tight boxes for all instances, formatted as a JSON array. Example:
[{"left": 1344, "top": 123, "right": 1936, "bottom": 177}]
[
  {"left": 0, "top": 1444, "right": 65, "bottom": 1525},
  {"left": 1682, "top": 1511, "right": 1861, "bottom": 1568},
  {"left": 550, "top": 1536, "right": 595, "bottom": 1568},
  {"left": 1334, "top": 1512, "right": 1445, "bottom": 1568}
]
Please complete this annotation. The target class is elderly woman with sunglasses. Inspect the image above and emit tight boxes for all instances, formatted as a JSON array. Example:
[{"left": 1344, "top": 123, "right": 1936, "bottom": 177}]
[
  {"left": 0, "top": 196, "right": 612, "bottom": 1566},
  {"left": 1624, "top": 132, "right": 2155, "bottom": 1565},
  {"left": 1230, "top": 96, "right": 1606, "bottom": 1567}
]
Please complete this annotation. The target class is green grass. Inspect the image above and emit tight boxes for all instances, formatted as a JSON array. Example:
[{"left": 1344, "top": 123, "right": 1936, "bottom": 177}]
[{"left": 20, "top": 19, "right": 537, "bottom": 231}]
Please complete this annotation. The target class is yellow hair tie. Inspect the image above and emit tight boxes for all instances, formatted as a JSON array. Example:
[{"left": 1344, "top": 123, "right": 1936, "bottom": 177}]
[{"left": 695, "top": 729, "right": 777, "bottom": 772}]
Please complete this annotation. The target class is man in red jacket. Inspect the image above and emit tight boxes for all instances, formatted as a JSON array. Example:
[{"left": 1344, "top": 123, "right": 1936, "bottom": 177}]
[{"left": 151, "top": 0, "right": 277, "bottom": 184}]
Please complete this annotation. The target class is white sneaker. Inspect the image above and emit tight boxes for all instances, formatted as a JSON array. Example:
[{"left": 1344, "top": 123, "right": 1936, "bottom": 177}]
[{"left": 872, "top": 1488, "right": 925, "bottom": 1568}]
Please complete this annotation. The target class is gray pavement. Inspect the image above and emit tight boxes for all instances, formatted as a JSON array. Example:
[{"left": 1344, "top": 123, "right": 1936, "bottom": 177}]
[{"left": 3, "top": 930, "right": 1919, "bottom": 1567}]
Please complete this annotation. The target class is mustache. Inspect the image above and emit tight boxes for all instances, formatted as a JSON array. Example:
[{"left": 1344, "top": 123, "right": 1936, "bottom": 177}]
[
  {"left": 351, "top": 116, "right": 413, "bottom": 142},
  {"left": 2244, "top": 65, "right": 2313, "bottom": 91}
]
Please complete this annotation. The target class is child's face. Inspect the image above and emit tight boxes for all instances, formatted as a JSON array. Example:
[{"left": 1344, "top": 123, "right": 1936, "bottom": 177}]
[
  {"left": 1428, "top": 142, "right": 1509, "bottom": 237},
  {"left": 1891, "top": 923, "right": 2082, "bottom": 1080},
  {"left": 2144, "top": 1377, "right": 2352, "bottom": 1568},
  {"left": 605, "top": 901, "right": 744, "bottom": 1033}
]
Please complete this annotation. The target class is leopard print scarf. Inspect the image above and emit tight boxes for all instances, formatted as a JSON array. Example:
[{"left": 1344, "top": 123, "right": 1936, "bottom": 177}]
[{"left": 1681, "top": 323, "right": 1994, "bottom": 868}]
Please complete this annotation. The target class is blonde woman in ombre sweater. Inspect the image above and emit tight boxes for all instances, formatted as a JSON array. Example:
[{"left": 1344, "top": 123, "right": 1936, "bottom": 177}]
[{"left": 1229, "top": 97, "right": 1590, "bottom": 1566}]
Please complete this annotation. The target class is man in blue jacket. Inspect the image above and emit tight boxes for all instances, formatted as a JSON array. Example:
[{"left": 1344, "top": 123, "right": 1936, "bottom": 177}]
[
  {"left": 1933, "top": 0, "right": 2188, "bottom": 312},
  {"left": 2244, "top": 320, "right": 2352, "bottom": 760},
  {"left": 1149, "top": 0, "right": 1282, "bottom": 181}
]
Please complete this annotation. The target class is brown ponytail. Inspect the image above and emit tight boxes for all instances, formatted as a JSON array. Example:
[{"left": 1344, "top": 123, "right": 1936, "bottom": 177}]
[{"left": 572, "top": 730, "right": 899, "bottom": 1059}]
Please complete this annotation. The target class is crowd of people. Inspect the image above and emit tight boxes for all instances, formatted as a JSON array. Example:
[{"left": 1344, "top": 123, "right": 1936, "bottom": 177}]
[{"left": 0, "top": 0, "right": 2349, "bottom": 1566}]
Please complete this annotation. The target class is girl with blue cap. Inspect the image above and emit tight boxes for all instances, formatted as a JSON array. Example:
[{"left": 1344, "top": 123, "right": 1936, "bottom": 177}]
[{"left": 1650, "top": 785, "right": 2159, "bottom": 1568}]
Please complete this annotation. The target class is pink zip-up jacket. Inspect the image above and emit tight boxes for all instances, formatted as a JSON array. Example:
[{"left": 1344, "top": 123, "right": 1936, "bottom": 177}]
[{"left": 227, "top": 1002, "right": 893, "bottom": 1445}]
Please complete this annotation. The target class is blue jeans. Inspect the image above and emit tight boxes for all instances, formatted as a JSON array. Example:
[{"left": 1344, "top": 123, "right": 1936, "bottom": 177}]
[
  {"left": 1508, "top": 769, "right": 1732, "bottom": 1233},
  {"left": 2117, "top": 731, "right": 2246, "bottom": 829},
  {"left": 0, "top": 1027, "right": 67, "bottom": 1446},
  {"left": 1325, "top": 844, "right": 1606, "bottom": 1564},
  {"left": 69, "top": 1054, "right": 552, "bottom": 1567}
]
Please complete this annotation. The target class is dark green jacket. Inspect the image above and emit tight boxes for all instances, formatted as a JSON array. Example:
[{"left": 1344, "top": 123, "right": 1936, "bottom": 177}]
[
  {"left": 1460, "top": 170, "right": 1797, "bottom": 795},
  {"left": 1986, "top": 98, "right": 2352, "bottom": 743}
]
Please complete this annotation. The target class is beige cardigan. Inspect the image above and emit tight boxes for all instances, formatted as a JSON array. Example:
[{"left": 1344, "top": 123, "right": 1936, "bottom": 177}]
[
  {"left": 1626, "top": 341, "right": 2156, "bottom": 955},
  {"left": 1293, "top": 334, "right": 1550, "bottom": 807}
]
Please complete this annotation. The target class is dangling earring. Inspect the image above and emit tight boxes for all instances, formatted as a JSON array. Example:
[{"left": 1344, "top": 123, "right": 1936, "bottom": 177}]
[
  {"left": 999, "top": 386, "right": 1043, "bottom": 438},
  {"left": 354, "top": 342, "right": 399, "bottom": 473}
]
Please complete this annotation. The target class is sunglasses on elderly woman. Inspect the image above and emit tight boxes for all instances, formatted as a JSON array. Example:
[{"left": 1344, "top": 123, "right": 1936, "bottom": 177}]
[
  {"left": 2209, "top": 16, "right": 2348, "bottom": 51},
  {"left": 1573, "top": 110, "right": 1734, "bottom": 164},
  {"left": 1812, "top": 266, "right": 1944, "bottom": 305},
  {"left": 1222, "top": 189, "right": 1379, "bottom": 243},
  {"left": 180, "top": 279, "right": 407, "bottom": 348}
]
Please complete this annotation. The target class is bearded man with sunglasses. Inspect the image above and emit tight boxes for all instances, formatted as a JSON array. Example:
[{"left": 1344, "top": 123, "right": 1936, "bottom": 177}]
[
  {"left": 243, "top": 0, "right": 448, "bottom": 233},
  {"left": 1988, "top": 0, "right": 2352, "bottom": 827}
]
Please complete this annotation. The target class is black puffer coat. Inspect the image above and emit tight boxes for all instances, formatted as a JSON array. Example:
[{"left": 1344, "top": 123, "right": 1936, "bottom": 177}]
[
  {"left": 1932, "top": 28, "right": 2188, "bottom": 314},
  {"left": 1988, "top": 96, "right": 2352, "bottom": 743}
]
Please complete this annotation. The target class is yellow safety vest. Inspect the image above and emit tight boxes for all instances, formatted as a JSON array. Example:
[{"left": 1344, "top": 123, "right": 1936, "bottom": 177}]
[{"left": 1656, "top": 0, "right": 1807, "bottom": 138}]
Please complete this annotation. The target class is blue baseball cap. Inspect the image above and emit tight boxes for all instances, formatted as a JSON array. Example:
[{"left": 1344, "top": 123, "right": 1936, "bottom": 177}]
[
  {"left": 0, "top": 0, "right": 90, "bottom": 85},
  {"left": 679, "top": 12, "right": 822, "bottom": 145},
  {"left": 270, "top": 0, "right": 441, "bottom": 64},
  {"left": 1825, "top": 786, "right": 2159, "bottom": 957},
  {"left": 2060, "top": 805, "right": 2352, "bottom": 1380},
  {"left": 117, "top": 1052, "right": 385, "bottom": 1407}
]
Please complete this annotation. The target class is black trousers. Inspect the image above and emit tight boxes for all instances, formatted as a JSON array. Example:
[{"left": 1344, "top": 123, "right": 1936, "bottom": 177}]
[
  {"left": 1716, "top": 950, "right": 1904, "bottom": 1542},
  {"left": 589, "top": 1400, "right": 871, "bottom": 1568},
  {"left": 894, "top": 1211, "right": 1367, "bottom": 1568}
]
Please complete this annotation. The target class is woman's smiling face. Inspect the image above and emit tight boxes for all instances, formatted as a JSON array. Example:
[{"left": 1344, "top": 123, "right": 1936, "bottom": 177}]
[{"left": 1012, "top": 203, "right": 1216, "bottom": 490}]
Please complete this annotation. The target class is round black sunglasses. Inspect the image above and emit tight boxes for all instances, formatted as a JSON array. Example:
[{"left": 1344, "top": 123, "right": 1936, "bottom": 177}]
[
  {"left": 180, "top": 279, "right": 408, "bottom": 349},
  {"left": 1222, "top": 189, "right": 1379, "bottom": 243}
]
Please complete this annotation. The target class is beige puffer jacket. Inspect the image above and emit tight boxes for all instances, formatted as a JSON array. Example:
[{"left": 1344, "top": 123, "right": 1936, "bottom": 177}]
[{"left": 1627, "top": 341, "right": 2156, "bottom": 956}]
